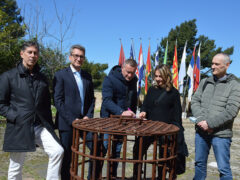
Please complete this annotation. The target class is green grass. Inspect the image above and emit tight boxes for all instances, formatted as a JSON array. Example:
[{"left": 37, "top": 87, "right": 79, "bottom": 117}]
[
  {"left": 95, "top": 108, "right": 101, "bottom": 113},
  {"left": 51, "top": 106, "right": 57, "bottom": 117},
  {"left": 0, "top": 152, "right": 9, "bottom": 179},
  {"left": 23, "top": 157, "right": 48, "bottom": 180}
]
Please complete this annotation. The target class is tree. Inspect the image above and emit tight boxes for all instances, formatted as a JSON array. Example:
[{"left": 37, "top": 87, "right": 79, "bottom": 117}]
[
  {"left": 38, "top": 44, "right": 68, "bottom": 90},
  {"left": 19, "top": 0, "right": 108, "bottom": 90},
  {"left": 38, "top": 46, "right": 108, "bottom": 91},
  {"left": 63, "top": 58, "right": 108, "bottom": 90},
  {"left": 81, "top": 59, "right": 108, "bottom": 89},
  {"left": 154, "top": 19, "right": 234, "bottom": 74},
  {"left": 19, "top": 0, "right": 74, "bottom": 81},
  {"left": 0, "top": 0, "right": 26, "bottom": 74}
]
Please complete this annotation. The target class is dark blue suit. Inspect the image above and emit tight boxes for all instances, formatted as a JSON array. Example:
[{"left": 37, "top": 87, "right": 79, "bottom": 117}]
[{"left": 53, "top": 66, "right": 94, "bottom": 180}]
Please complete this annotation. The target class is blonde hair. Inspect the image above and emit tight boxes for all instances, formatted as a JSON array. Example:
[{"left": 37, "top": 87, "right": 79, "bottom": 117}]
[{"left": 153, "top": 64, "right": 173, "bottom": 91}]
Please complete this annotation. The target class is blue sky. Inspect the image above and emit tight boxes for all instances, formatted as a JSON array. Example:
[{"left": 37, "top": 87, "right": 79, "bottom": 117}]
[{"left": 16, "top": 0, "right": 240, "bottom": 77}]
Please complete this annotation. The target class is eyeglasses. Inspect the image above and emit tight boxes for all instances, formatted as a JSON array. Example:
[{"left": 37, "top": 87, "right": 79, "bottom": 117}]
[{"left": 71, "top": 54, "right": 85, "bottom": 59}]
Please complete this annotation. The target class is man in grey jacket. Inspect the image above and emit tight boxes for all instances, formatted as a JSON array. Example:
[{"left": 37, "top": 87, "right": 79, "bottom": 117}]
[{"left": 191, "top": 53, "right": 240, "bottom": 180}]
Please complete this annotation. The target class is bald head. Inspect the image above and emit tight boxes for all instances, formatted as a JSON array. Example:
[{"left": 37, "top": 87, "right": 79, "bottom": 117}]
[
  {"left": 213, "top": 53, "right": 230, "bottom": 65},
  {"left": 212, "top": 53, "right": 230, "bottom": 78}
]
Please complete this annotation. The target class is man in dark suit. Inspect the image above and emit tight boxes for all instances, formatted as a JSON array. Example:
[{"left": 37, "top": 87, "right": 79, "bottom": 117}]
[{"left": 53, "top": 44, "right": 95, "bottom": 180}]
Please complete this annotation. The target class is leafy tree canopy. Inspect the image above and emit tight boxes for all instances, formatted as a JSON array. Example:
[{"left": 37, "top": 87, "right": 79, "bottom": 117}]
[
  {"left": 0, "top": 0, "right": 25, "bottom": 74},
  {"left": 82, "top": 59, "right": 108, "bottom": 89},
  {"left": 38, "top": 44, "right": 68, "bottom": 90},
  {"left": 38, "top": 47, "right": 108, "bottom": 91},
  {"left": 154, "top": 19, "right": 234, "bottom": 75},
  {"left": 0, "top": 0, "right": 108, "bottom": 91},
  {"left": 38, "top": 45, "right": 108, "bottom": 90}
]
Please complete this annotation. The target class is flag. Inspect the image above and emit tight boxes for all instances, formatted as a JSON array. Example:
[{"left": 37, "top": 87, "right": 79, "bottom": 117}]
[
  {"left": 178, "top": 41, "right": 187, "bottom": 94},
  {"left": 163, "top": 40, "right": 168, "bottom": 64},
  {"left": 193, "top": 43, "right": 201, "bottom": 92},
  {"left": 137, "top": 43, "right": 144, "bottom": 96},
  {"left": 172, "top": 41, "right": 178, "bottom": 89},
  {"left": 187, "top": 44, "right": 196, "bottom": 102},
  {"left": 145, "top": 43, "right": 151, "bottom": 94},
  {"left": 154, "top": 44, "right": 159, "bottom": 68},
  {"left": 118, "top": 43, "right": 125, "bottom": 66},
  {"left": 129, "top": 40, "right": 136, "bottom": 60}
]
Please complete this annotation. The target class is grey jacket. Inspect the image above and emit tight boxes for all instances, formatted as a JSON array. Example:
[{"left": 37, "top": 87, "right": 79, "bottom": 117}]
[{"left": 191, "top": 74, "right": 240, "bottom": 137}]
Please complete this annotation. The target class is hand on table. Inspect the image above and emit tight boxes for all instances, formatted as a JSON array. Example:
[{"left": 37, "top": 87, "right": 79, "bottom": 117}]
[
  {"left": 122, "top": 110, "right": 136, "bottom": 117},
  {"left": 139, "top": 112, "right": 146, "bottom": 119}
]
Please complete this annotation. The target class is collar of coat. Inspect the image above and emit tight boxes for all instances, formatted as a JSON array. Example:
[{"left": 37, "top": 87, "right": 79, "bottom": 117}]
[
  {"left": 206, "top": 74, "right": 237, "bottom": 84},
  {"left": 17, "top": 61, "right": 40, "bottom": 77}
]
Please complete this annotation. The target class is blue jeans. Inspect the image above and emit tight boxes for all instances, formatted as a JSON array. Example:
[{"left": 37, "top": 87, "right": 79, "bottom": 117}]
[
  {"left": 194, "top": 132, "right": 232, "bottom": 180},
  {"left": 103, "top": 134, "right": 123, "bottom": 177}
]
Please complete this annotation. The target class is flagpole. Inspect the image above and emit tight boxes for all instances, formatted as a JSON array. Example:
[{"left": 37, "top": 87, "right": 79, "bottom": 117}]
[
  {"left": 182, "top": 75, "right": 189, "bottom": 118},
  {"left": 130, "top": 38, "right": 133, "bottom": 52},
  {"left": 184, "top": 42, "right": 197, "bottom": 117},
  {"left": 163, "top": 40, "right": 168, "bottom": 64},
  {"left": 131, "top": 38, "right": 134, "bottom": 54},
  {"left": 147, "top": 37, "right": 151, "bottom": 88},
  {"left": 179, "top": 40, "right": 188, "bottom": 118},
  {"left": 172, "top": 39, "right": 178, "bottom": 89},
  {"left": 153, "top": 38, "right": 159, "bottom": 79},
  {"left": 179, "top": 40, "right": 187, "bottom": 94},
  {"left": 156, "top": 38, "right": 159, "bottom": 67},
  {"left": 131, "top": 38, "right": 134, "bottom": 57},
  {"left": 119, "top": 38, "right": 122, "bottom": 66},
  {"left": 137, "top": 37, "right": 142, "bottom": 116},
  {"left": 148, "top": 38, "right": 153, "bottom": 86},
  {"left": 130, "top": 38, "right": 136, "bottom": 61},
  {"left": 118, "top": 38, "right": 126, "bottom": 66}
]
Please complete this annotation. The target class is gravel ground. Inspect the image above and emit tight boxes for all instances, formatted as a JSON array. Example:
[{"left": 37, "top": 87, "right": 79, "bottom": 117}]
[{"left": 1, "top": 116, "right": 240, "bottom": 180}]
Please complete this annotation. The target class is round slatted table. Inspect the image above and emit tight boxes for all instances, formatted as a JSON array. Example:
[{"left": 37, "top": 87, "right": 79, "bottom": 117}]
[{"left": 70, "top": 116, "right": 179, "bottom": 180}]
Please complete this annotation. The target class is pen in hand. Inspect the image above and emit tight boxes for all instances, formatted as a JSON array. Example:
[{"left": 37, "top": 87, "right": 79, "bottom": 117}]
[{"left": 127, "top": 108, "right": 136, "bottom": 118}]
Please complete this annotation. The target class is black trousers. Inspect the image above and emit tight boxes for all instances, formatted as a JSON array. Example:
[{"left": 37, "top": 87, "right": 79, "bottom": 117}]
[
  {"left": 59, "top": 130, "right": 73, "bottom": 180},
  {"left": 59, "top": 130, "right": 93, "bottom": 180},
  {"left": 133, "top": 136, "right": 164, "bottom": 179}
]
